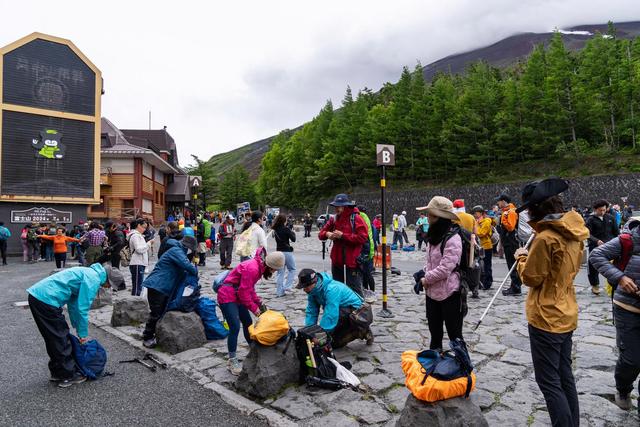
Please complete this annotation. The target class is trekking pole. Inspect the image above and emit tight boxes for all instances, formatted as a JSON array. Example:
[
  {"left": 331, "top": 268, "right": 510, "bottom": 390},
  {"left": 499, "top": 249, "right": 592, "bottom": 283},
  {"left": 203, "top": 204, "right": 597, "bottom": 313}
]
[
  {"left": 322, "top": 241, "right": 327, "bottom": 273},
  {"left": 473, "top": 233, "right": 535, "bottom": 331}
]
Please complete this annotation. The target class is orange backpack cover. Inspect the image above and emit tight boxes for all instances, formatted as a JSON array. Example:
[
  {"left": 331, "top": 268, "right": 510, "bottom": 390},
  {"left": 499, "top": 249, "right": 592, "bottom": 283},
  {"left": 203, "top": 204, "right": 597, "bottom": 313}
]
[
  {"left": 401, "top": 350, "right": 476, "bottom": 402},
  {"left": 248, "top": 310, "right": 290, "bottom": 346}
]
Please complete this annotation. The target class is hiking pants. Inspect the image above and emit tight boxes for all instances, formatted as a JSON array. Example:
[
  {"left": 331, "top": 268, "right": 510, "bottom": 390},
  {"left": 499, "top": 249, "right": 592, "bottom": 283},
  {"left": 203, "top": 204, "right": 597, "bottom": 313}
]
[
  {"left": 130, "top": 265, "right": 145, "bottom": 296},
  {"left": 613, "top": 305, "right": 640, "bottom": 397},
  {"left": 361, "top": 259, "right": 375, "bottom": 292},
  {"left": 0, "top": 239, "right": 7, "bottom": 264},
  {"left": 54, "top": 252, "right": 67, "bottom": 269},
  {"left": 587, "top": 252, "right": 601, "bottom": 288},
  {"left": 21, "top": 239, "right": 29, "bottom": 262},
  {"left": 28, "top": 240, "right": 39, "bottom": 261},
  {"left": 481, "top": 249, "right": 493, "bottom": 289},
  {"left": 219, "top": 238, "right": 233, "bottom": 267},
  {"left": 331, "top": 265, "right": 364, "bottom": 297},
  {"left": 142, "top": 288, "right": 170, "bottom": 340},
  {"left": 28, "top": 294, "right": 76, "bottom": 380},
  {"left": 219, "top": 302, "right": 252, "bottom": 358},
  {"left": 332, "top": 307, "right": 364, "bottom": 349},
  {"left": 425, "top": 292, "right": 463, "bottom": 351},
  {"left": 392, "top": 231, "right": 403, "bottom": 248},
  {"left": 402, "top": 229, "right": 409, "bottom": 244},
  {"left": 45, "top": 242, "right": 54, "bottom": 262},
  {"left": 85, "top": 245, "right": 103, "bottom": 266},
  {"left": 503, "top": 244, "right": 522, "bottom": 292},
  {"left": 529, "top": 324, "right": 579, "bottom": 427}
]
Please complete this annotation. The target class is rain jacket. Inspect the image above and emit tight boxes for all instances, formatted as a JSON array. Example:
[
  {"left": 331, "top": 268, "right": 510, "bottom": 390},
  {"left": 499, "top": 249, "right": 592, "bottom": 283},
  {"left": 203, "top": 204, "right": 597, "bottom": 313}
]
[
  {"left": 423, "top": 230, "right": 462, "bottom": 301},
  {"left": 475, "top": 217, "right": 493, "bottom": 250},
  {"left": 27, "top": 263, "right": 106, "bottom": 338},
  {"left": 217, "top": 248, "right": 264, "bottom": 314},
  {"left": 203, "top": 219, "right": 212, "bottom": 240},
  {"left": 516, "top": 211, "right": 589, "bottom": 333},
  {"left": 589, "top": 224, "right": 640, "bottom": 313},
  {"left": 143, "top": 239, "right": 197, "bottom": 296},
  {"left": 319, "top": 206, "right": 368, "bottom": 268},
  {"left": 357, "top": 210, "right": 375, "bottom": 260},
  {"left": 304, "top": 272, "right": 363, "bottom": 332},
  {"left": 499, "top": 203, "right": 519, "bottom": 248}
]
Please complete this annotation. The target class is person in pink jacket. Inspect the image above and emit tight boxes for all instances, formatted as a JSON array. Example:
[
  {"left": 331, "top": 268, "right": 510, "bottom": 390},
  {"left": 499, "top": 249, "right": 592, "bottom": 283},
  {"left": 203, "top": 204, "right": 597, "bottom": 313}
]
[
  {"left": 417, "top": 196, "right": 464, "bottom": 351},
  {"left": 217, "top": 247, "right": 285, "bottom": 375}
]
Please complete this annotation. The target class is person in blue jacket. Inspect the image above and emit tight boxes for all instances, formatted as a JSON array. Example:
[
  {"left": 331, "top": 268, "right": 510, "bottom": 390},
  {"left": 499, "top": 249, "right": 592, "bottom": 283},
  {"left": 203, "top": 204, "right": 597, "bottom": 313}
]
[
  {"left": 27, "top": 263, "right": 123, "bottom": 388},
  {"left": 141, "top": 235, "right": 198, "bottom": 348},
  {"left": 297, "top": 268, "right": 373, "bottom": 348}
]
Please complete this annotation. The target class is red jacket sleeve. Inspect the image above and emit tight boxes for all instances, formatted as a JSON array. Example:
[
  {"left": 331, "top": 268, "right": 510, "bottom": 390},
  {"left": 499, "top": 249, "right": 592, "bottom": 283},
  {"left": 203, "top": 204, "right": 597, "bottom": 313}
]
[{"left": 318, "top": 218, "right": 335, "bottom": 241}]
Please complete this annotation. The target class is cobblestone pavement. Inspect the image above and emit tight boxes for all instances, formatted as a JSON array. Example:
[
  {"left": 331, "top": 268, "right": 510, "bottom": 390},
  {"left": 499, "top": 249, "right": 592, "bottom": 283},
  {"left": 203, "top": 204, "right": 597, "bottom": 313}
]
[{"left": 88, "top": 230, "right": 638, "bottom": 426}]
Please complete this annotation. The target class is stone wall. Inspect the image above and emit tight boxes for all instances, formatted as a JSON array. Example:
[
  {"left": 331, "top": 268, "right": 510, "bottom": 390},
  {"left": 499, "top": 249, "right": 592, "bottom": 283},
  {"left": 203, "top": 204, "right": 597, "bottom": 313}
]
[{"left": 317, "top": 174, "right": 640, "bottom": 224}]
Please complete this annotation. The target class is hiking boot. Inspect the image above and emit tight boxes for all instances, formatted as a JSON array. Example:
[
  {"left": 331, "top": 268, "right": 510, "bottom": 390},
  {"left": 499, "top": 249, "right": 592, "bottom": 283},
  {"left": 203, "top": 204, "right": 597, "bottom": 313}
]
[
  {"left": 49, "top": 375, "right": 64, "bottom": 382},
  {"left": 143, "top": 337, "right": 157, "bottom": 348},
  {"left": 227, "top": 358, "right": 242, "bottom": 376},
  {"left": 502, "top": 288, "right": 521, "bottom": 296},
  {"left": 364, "top": 290, "right": 377, "bottom": 304},
  {"left": 615, "top": 391, "right": 632, "bottom": 410},
  {"left": 591, "top": 286, "right": 601, "bottom": 295},
  {"left": 471, "top": 291, "right": 480, "bottom": 299},
  {"left": 57, "top": 374, "right": 86, "bottom": 388},
  {"left": 365, "top": 330, "right": 374, "bottom": 346}
]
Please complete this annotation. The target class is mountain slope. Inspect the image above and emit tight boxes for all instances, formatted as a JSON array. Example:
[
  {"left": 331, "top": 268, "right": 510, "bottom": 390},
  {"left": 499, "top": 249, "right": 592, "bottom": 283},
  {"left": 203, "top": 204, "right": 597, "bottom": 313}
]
[{"left": 208, "top": 21, "right": 640, "bottom": 180}]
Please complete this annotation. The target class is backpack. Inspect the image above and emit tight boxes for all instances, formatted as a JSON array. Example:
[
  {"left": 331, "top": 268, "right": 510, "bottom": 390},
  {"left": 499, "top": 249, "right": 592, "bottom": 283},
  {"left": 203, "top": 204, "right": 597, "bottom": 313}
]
[
  {"left": 167, "top": 275, "right": 201, "bottom": 312},
  {"left": 21, "top": 229, "right": 28, "bottom": 240},
  {"left": 70, "top": 335, "right": 108, "bottom": 380},
  {"left": 195, "top": 297, "right": 229, "bottom": 340},
  {"left": 212, "top": 270, "right": 231, "bottom": 293},
  {"left": 441, "top": 226, "right": 481, "bottom": 317},
  {"left": 120, "top": 244, "right": 132, "bottom": 267},
  {"left": 402, "top": 339, "right": 476, "bottom": 402},
  {"left": 27, "top": 228, "right": 38, "bottom": 242},
  {"left": 248, "top": 310, "right": 291, "bottom": 346},
  {"left": 295, "top": 325, "right": 346, "bottom": 389},
  {"left": 517, "top": 210, "right": 533, "bottom": 245},
  {"left": 0, "top": 227, "right": 9, "bottom": 241},
  {"left": 609, "top": 233, "right": 635, "bottom": 299},
  {"left": 235, "top": 227, "right": 254, "bottom": 257},
  {"left": 490, "top": 225, "right": 500, "bottom": 247}
]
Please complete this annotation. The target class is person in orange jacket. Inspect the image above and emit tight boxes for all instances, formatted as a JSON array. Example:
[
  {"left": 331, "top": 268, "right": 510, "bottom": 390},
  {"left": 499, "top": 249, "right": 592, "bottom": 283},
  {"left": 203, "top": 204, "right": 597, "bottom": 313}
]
[
  {"left": 39, "top": 228, "right": 80, "bottom": 269},
  {"left": 496, "top": 194, "right": 523, "bottom": 296}
]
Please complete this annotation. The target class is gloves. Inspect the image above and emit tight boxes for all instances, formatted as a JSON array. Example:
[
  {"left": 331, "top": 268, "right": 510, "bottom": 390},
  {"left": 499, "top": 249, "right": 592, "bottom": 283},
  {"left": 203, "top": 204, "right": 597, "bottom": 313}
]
[
  {"left": 413, "top": 269, "right": 425, "bottom": 294},
  {"left": 259, "top": 303, "right": 268, "bottom": 313},
  {"left": 413, "top": 282, "right": 423, "bottom": 295}
]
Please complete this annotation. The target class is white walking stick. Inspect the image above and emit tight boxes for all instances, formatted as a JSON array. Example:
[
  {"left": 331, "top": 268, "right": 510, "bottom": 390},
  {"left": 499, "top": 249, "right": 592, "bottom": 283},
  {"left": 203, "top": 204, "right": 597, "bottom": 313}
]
[{"left": 473, "top": 233, "right": 535, "bottom": 331}]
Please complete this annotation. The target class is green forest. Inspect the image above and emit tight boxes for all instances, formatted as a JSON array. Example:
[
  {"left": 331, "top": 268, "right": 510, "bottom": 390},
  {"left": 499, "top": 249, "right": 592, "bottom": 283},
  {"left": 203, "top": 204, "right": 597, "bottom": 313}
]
[{"left": 204, "top": 26, "right": 640, "bottom": 210}]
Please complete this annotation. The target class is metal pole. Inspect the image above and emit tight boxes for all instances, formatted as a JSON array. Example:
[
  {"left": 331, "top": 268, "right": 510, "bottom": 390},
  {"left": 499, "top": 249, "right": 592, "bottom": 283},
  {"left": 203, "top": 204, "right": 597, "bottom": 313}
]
[{"left": 378, "top": 165, "right": 394, "bottom": 318}]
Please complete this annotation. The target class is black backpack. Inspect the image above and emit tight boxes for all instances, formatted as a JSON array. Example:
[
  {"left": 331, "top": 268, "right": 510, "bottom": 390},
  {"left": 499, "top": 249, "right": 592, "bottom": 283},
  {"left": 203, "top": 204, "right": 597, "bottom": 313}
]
[
  {"left": 441, "top": 225, "right": 481, "bottom": 317},
  {"left": 295, "top": 325, "right": 349, "bottom": 389}
]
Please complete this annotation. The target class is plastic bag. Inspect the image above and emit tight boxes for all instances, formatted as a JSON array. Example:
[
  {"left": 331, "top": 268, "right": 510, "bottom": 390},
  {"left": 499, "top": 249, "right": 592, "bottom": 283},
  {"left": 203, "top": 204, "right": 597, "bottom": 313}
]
[{"left": 327, "top": 357, "right": 360, "bottom": 387}]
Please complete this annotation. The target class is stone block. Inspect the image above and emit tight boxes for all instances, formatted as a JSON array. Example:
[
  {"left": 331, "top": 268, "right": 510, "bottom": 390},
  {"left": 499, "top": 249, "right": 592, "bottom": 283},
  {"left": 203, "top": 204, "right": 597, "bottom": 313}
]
[
  {"left": 396, "top": 394, "right": 487, "bottom": 427},
  {"left": 156, "top": 311, "right": 207, "bottom": 354},
  {"left": 110, "top": 295, "right": 148, "bottom": 327}
]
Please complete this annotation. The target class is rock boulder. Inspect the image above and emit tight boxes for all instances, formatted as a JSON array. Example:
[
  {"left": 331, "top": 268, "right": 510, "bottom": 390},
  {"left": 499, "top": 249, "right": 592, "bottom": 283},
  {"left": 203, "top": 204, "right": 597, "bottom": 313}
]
[
  {"left": 235, "top": 339, "right": 299, "bottom": 399},
  {"left": 396, "top": 394, "right": 488, "bottom": 427},
  {"left": 156, "top": 311, "right": 207, "bottom": 354},
  {"left": 91, "top": 287, "right": 113, "bottom": 309},
  {"left": 110, "top": 296, "right": 148, "bottom": 327}
]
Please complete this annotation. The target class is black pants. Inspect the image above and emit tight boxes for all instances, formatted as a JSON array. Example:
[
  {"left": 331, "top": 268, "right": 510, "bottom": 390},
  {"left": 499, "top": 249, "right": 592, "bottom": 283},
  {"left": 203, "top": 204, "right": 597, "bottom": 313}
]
[
  {"left": 613, "top": 304, "right": 640, "bottom": 397},
  {"left": 504, "top": 244, "right": 522, "bottom": 292},
  {"left": 425, "top": 292, "right": 464, "bottom": 350},
  {"left": 529, "top": 324, "right": 579, "bottom": 427},
  {"left": 0, "top": 239, "right": 7, "bottom": 264},
  {"left": 481, "top": 249, "right": 493, "bottom": 289},
  {"left": 28, "top": 294, "right": 77, "bottom": 379},
  {"left": 54, "top": 252, "right": 67, "bottom": 269},
  {"left": 361, "top": 259, "right": 375, "bottom": 292},
  {"left": 331, "top": 265, "right": 364, "bottom": 297},
  {"left": 110, "top": 252, "right": 121, "bottom": 269},
  {"left": 332, "top": 307, "right": 369, "bottom": 349},
  {"left": 130, "top": 265, "right": 145, "bottom": 296},
  {"left": 219, "top": 238, "right": 233, "bottom": 267},
  {"left": 587, "top": 253, "right": 600, "bottom": 287},
  {"left": 143, "top": 288, "right": 170, "bottom": 340},
  {"left": 402, "top": 229, "right": 409, "bottom": 244},
  {"left": 304, "top": 226, "right": 311, "bottom": 237}
]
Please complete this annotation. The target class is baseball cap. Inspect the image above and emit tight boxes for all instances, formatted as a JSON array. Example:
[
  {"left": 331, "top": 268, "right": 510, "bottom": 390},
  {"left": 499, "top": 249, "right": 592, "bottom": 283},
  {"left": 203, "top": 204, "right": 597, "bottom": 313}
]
[{"left": 297, "top": 268, "right": 318, "bottom": 289}]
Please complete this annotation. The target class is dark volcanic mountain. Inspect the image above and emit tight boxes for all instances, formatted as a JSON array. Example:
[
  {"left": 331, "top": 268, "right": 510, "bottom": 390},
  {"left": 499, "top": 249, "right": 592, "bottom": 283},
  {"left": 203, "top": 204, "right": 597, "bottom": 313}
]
[{"left": 208, "top": 21, "right": 640, "bottom": 180}]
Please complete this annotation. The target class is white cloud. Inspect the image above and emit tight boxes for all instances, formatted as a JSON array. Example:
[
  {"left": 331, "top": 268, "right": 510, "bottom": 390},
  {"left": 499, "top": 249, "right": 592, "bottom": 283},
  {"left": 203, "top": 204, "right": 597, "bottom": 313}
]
[{"left": 0, "top": 0, "right": 638, "bottom": 165}]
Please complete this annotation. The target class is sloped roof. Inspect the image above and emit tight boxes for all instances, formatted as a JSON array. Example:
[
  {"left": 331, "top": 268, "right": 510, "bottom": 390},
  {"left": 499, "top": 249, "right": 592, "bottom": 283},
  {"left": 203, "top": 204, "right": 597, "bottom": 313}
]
[
  {"left": 166, "top": 174, "right": 192, "bottom": 201},
  {"left": 120, "top": 128, "right": 179, "bottom": 167}
]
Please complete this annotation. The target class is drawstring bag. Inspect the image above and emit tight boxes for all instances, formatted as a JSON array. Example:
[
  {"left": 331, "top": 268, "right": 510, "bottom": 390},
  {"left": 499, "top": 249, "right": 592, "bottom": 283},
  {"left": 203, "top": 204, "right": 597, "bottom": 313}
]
[{"left": 70, "top": 335, "right": 108, "bottom": 380}]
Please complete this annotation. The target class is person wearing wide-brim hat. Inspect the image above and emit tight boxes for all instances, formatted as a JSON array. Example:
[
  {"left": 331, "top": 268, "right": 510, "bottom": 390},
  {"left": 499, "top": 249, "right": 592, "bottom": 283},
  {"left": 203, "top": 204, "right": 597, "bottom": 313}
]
[
  {"left": 513, "top": 177, "right": 588, "bottom": 426},
  {"left": 318, "top": 193, "right": 369, "bottom": 297},
  {"left": 415, "top": 196, "right": 464, "bottom": 351}
]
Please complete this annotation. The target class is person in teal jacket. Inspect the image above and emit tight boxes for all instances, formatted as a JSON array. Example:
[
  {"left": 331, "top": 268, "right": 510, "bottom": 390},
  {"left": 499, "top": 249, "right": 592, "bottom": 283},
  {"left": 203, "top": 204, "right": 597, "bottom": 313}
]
[
  {"left": 27, "top": 263, "right": 123, "bottom": 388},
  {"left": 297, "top": 268, "right": 373, "bottom": 348}
]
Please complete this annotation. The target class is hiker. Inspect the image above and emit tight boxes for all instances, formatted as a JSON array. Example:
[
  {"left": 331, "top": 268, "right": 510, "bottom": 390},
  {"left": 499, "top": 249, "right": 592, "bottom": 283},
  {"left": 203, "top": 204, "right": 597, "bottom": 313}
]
[
  {"left": 38, "top": 227, "right": 80, "bottom": 269},
  {"left": 318, "top": 193, "right": 369, "bottom": 297},
  {"left": 514, "top": 178, "right": 587, "bottom": 427},
  {"left": 141, "top": 236, "right": 198, "bottom": 348},
  {"left": 83, "top": 222, "right": 106, "bottom": 265},
  {"left": 27, "top": 263, "right": 123, "bottom": 388},
  {"left": 303, "top": 213, "right": 313, "bottom": 238},
  {"left": 472, "top": 206, "right": 494, "bottom": 290},
  {"left": 589, "top": 216, "right": 640, "bottom": 412},
  {"left": 297, "top": 268, "right": 373, "bottom": 348},
  {"left": 399, "top": 211, "right": 410, "bottom": 244},
  {"left": 372, "top": 214, "right": 382, "bottom": 247},
  {"left": 272, "top": 214, "right": 297, "bottom": 297},
  {"left": 217, "top": 248, "right": 285, "bottom": 375},
  {"left": 105, "top": 221, "right": 126, "bottom": 270},
  {"left": 586, "top": 199, "right": 620, "bottom": 295},
  {"left": 20, "top": 224, "right": 30, "bottom": 262},
  {"left": 128, "top": 218, "right": 149, "bottom": 296},
  {"left": 416, "top": 196, "right": 464, "bottom": 351},
  {"left": 356, "top": 206, "right": 376, "bottom": 299},
  {"left": 74, "top": 223, "right": 89, "bottom": 266},
  {"left": 453, "top": 199, "right": 476, "bottom": 234},
  {"left": 391, "top": 214, "right": 403, "bottom": 249},
  {"left": 416, "top": 212, "right": 429, "bottom": 251},
  {"left": 42, "top": 223, "right": 56, "bottom": 262},
  {"left": 158, "top": 221, "right": 183, "bottom": 258},
  {"left": 218, "top": 214, "right": 236, "bottom": 269},
  {"left": 239, "top": 211, "right": 267, "bottom": 262},
  {"left": 497, "top": 194, "right": 523, "bottom": 296},
  {"left": 0, "top": 221, "right": 11, "bottom": 265},
  {"left": 195, "top": 216, "right": 208, "bottom": 267}
]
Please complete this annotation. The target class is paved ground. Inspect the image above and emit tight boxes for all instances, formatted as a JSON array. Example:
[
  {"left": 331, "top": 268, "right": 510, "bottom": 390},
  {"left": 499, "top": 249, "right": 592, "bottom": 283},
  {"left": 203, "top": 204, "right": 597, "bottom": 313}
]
[
  {"left": 0, "top": 261, "right": 266, "bottom": 427},
  {"left": 7, "top": 229, "right": 640, "bottom": 426}
]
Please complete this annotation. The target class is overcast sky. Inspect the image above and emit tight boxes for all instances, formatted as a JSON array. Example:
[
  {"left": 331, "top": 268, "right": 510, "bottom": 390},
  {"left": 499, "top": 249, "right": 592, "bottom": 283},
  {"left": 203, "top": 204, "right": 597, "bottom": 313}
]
[{"left": 1, "top": 0, "right": 638, "bottom": 166}]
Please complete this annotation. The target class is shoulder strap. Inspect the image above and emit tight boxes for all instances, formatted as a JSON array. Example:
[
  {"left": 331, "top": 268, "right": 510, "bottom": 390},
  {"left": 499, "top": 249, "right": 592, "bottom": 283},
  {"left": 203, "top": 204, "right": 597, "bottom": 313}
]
[
  {"left": 350, "top": 213, "right": 356, "bottom": 234},
  {"left": 617, "top": 233, "right": 634, "bottom": 271}
]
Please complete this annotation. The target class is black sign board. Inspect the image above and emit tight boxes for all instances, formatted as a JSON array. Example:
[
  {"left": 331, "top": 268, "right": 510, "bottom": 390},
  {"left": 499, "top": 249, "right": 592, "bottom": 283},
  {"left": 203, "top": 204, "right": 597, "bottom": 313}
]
[
  {"left": 376, "top": 144, "right": 395, "bottom": 166},
  {"left": 11, "top": 207, "right": 72, "bottom": 224}
]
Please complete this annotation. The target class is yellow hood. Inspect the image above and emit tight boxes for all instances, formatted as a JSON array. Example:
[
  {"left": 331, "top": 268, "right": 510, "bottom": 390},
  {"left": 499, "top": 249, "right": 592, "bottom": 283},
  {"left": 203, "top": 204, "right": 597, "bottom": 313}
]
[{"left": 533, "top": 211, "right": 589, "bottom": 242}]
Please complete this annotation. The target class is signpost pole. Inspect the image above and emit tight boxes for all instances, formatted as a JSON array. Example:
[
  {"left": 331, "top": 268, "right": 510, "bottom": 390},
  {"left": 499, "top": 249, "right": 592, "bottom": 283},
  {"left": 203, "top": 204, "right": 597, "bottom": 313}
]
[{"left": 376, "top": 144, "right": 395, "bottom": 319}]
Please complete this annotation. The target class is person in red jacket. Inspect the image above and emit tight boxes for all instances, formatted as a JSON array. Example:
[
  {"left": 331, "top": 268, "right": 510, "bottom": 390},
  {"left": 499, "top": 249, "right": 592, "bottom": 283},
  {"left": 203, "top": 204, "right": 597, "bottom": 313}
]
[{"left": 319, "top": 193, "right": 368, "bottom": 297}]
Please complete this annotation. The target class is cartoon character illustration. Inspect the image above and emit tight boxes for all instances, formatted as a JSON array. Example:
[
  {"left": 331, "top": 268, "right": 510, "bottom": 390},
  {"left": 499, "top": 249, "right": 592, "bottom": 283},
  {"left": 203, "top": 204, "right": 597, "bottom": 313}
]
[{"left": 32, "top": 129, "right": 65, "bottom": 159}]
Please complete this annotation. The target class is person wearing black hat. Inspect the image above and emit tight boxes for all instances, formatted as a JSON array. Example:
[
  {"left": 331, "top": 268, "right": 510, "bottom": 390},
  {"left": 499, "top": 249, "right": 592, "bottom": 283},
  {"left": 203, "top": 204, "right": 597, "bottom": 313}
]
[
  {"left": 496, "top": 194, "right": 522, "bottom": 296},
  {"left": 318, "top": 194, "right": 369, "bottom": 297},
  {"left": 513, "top": 178, "right": 588, "bottom": 427},
  {"left": 297, "top": 268, "right": 373, "bottom": 347}
]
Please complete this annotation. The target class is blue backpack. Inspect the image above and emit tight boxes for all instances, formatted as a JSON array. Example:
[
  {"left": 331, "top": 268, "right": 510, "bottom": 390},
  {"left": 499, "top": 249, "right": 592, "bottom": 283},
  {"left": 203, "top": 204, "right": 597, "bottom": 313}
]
[
  {"left": 70, "top": 335, "right": 108, "bottom": 380},
  {"left": 195, "top": 297, "right": 229, "bottom": 340},
  {"left": 212, "top": 270, "right": 231, "bottom": 293},
  {"left": 417, "top": 338, "right": 474, "bottom": 397},
  {"left": 167, "top": 274, "right": 201, "bottom": 312}
]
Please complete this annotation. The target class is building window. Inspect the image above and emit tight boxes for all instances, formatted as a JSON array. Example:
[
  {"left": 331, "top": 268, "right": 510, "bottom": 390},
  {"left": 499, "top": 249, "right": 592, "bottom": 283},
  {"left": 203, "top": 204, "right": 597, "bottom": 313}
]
[
  {"left": 155, "top": 190, "right": 159, "bottom": 204},
  {"left": 143, "top": 199, "right": 153, "bottom": 213}
]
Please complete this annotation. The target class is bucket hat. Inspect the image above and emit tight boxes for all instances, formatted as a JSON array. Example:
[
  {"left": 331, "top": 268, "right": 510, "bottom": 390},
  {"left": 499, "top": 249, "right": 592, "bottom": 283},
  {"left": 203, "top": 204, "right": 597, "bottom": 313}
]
[
  {"left": 265, "top": 251, "right": 285, "bottom": 270},
  {"left": 329, "top": 194, "right": 354, "bottom": 207},
  {"left": 516, "top": 177, "right": 569, "bottom": 213},
  {"left": 416, "top": 196, "right": 459, "bottom": 221}
]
